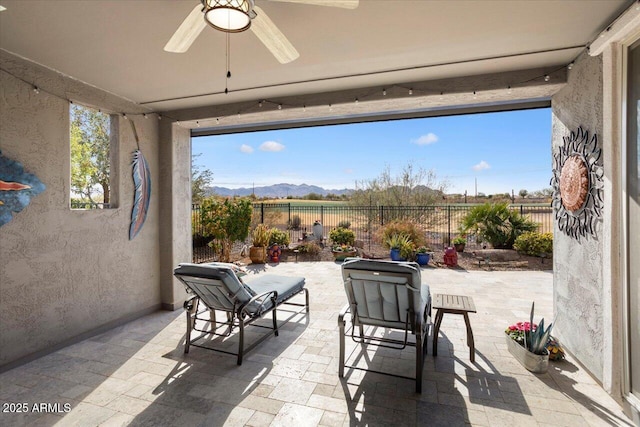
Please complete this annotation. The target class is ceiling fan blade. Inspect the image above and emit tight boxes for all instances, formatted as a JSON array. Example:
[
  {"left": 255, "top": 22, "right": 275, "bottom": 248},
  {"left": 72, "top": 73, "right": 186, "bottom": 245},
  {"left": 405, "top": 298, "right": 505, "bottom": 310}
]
[
  {"left": 164, "top": 4, "right": 207, "bottom": 53},
  {"left": 250, "top": 6, "right": 300, "bottom": 64},
  {"left": 268, "top": 0, "right": 359, "bottom": 9}
]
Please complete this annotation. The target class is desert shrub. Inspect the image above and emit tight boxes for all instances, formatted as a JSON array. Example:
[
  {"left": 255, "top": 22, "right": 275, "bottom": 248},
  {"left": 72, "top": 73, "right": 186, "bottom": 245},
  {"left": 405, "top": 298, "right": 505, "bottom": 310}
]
[
  {"left": 297, "top": 241, "right": 321, "bottom": 255},
  {"left": 337, "top": 220, "right": 351, "bottom": 229},
  {"left": 268, "top": 228, "right": 291, "bottom": 247},
  {"left": 200, "top": 197, "right": 252, "bottom": 262},
  {"left": 459, "top": 203, "right": 538, "bottom": 249},
  {"left": 513, "top": 232, "right": 553, "bottom": 256},
  {"left": 329, "top": 227, "right": 356, "bottom": 246},
  {"left": 376, "top": 220, "right": 425, "bottom": 248},
  {"left": 288, "top": 215, "right": 302, "bottom": 230}
]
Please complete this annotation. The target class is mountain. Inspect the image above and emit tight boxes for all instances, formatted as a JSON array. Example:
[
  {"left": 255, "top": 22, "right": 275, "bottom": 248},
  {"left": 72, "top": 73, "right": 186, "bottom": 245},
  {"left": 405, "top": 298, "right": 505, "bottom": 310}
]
[{"left": 207, "top": 183, "right": 353, "bottom": 198}]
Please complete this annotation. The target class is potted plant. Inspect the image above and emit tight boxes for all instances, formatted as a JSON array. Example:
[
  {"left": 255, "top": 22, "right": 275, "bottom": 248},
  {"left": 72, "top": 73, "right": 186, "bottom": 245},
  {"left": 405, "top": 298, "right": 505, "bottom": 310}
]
[
  {"left": 330, "top": 227, "right": 357, "bottom": 261},
  {"left": 452, "top": 236, "right": 467, "bottom": 252},
  {"left": 331, "top": 244, "right": 357, "bottom": 261},
  {"left": 385, "top": 234, "right": 412, "bottom": 261},
  {"left": 504, "top": 302, "right": 555, "bottom": 373},
  {"left": 399, "top": 239, "right": 415, "bottom": 262},
  {"left": 329, "top": 227, "right": 355, "bottom": 246},
  {"left": 267, "top": 228, "right": 290, "bottom": 262},
  {"left": 249, "top": 224, "right": 270, "bottom": 264},
  {"left": 415, "top": 246, "right": 431, "bottom": 266}
]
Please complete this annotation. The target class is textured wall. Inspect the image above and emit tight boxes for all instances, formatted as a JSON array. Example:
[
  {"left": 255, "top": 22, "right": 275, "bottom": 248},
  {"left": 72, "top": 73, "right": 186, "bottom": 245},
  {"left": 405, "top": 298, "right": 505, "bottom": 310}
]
[
  {"left": 551, "top": 53, "right": 604, "bottom": 380},
  {"left": 0, "top": 53, "right": 161, "bottom": 368}
]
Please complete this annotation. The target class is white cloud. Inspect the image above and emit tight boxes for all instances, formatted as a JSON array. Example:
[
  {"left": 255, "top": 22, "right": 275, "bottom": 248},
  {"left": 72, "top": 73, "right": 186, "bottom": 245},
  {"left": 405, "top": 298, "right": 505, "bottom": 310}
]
[
  {"left": 344, "top": 168, "right": 354, "bottom": 174},
  {"left": 240, "top": 144, "right": 254, "bottom": 154},
  {"left": 472, "top": 160, "right": 491, "bottom": 171},
  {"left": 260, "top": 141, "right": 285, "bottom": 152},
  {"left": 411, "top": 133, "right": 439, "bottom": 145}
]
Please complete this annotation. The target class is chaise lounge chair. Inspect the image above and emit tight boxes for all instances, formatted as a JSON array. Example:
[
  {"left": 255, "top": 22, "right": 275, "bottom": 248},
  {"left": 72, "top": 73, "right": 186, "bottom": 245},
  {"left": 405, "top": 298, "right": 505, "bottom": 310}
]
[
  {"left": 174, "top": 262, "right": 308, "bottom": 365},
  {"left": 338, "top": 258, "right": 431, "bottom": 393}
]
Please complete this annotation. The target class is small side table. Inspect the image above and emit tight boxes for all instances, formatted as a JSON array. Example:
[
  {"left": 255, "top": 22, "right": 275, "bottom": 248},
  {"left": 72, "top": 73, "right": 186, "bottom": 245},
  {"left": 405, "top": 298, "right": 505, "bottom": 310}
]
[{"left": 432, "top": 293, "right": 477, "bottom": 362}]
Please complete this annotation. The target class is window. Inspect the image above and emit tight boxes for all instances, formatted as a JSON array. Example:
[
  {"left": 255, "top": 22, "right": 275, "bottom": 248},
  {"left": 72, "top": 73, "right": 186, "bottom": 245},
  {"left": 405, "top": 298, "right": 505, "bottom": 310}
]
[{"left": 70, "top": 103, "right": 115, "bottom": 209}]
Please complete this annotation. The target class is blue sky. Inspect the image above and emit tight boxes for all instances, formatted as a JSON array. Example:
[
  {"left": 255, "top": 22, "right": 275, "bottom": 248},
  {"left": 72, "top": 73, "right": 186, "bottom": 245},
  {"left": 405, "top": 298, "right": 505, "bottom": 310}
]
[{"left": 192, "top": 108, "right": 552, "bottom": 195}]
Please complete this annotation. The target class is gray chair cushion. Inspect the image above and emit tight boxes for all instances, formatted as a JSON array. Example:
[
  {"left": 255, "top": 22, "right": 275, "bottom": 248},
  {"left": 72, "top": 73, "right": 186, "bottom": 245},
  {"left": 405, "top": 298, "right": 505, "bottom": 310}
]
[
  {"left": 341, "top": 258, "right": 429, "bottom": 329},
  {"left": 174, "top": 263, "right": 253, "bottom": 309},
  {"left": 243, "top": 274, "right": 306, "bottom": 305},
  {"left": 174, "top": 263, "right": 305, "bottom": 316}
]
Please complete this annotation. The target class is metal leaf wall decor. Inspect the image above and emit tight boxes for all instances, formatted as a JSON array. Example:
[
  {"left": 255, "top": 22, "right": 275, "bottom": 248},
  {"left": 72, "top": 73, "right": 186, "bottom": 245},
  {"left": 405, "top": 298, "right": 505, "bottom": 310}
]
[
  {"left": 128, "top": 120, "right": 151, "bottom": 240},
  {"left": 550, "top": 126, "right": 603, "bottom": 240},
  {"left": 129, "top": 150, "right": 151, "bottom": 240},
  {"left": 0, "top": 150, "right": 46, "bottom": 227}
]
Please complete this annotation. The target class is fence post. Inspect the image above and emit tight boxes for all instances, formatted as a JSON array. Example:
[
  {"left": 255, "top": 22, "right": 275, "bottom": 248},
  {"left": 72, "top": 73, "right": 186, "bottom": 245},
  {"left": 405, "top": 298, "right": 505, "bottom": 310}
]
[
  {"left": 288, "top": 203, "right": 291, "bottom": 226},
  {"left": 520, "top": 204, "right": 524, "bottom": 216},
  {"left": 261, "top": 203, "right": 264, "bottom": 224},
  {"left": 321, "top": 205, "right": 324, "bottom": 225},
  {"left": 380, "top": 206, "right": 384, "bottom": 225},
  {"left": 447, "top": 205, "right": 451, "bottom": 245}
]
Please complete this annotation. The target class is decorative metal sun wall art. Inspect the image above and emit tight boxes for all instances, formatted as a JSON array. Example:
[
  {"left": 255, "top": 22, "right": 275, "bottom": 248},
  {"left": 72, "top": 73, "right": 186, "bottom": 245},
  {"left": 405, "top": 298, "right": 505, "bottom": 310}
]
[{"left": 550, "top": 126, "right": 603, "bottom": 240}]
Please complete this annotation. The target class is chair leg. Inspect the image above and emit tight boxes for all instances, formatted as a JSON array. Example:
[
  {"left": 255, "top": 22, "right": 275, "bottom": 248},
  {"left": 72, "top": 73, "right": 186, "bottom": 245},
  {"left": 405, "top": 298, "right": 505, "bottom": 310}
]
[
  {"left": 432, "top": 309, "right": 444, "bottom": 357},
  {"left": 185, "top": 309, "right": 192, "bottom": 354},
  {"left": 304, "top": 288, "right": 310, "bottom": 313},
  {"left": 273, "top": 307, "right": 279, "bottom": 337},
  {"left": 209, "top": 309, "right": 216, "bottom": 331},
  {"left": 237, "top": 317, "right": 245, "bottom": 366},
  {"left": 338, "top": 312, "right": 346, "bottom": 378},
  {"left": 416, "top": 330, "right": 423, "bottom": 393}
]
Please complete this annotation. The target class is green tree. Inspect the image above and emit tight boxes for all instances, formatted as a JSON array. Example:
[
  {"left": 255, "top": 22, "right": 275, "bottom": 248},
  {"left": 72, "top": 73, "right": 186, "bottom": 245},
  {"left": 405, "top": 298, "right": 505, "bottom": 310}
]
[
  {"left": 460, "top": 202, "right": 538, "bottom": 249},
  {"left": 200, "top": 197, "right": 252, "bottom": 262},
  {"left": 191, "top": 154, "right": 213, "bottom": 204},
  {"left": 519, "top": 189, "right": 529, "bottom": 199},
  {"left": 70, "top": 104, "right": 110, "bottom": 204}
]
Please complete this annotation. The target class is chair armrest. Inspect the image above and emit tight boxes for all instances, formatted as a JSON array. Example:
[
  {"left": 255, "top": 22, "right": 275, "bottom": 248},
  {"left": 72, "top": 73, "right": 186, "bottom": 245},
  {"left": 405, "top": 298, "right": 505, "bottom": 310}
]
[
  {"left": 240, "top": 290, "right": 278, "bottom": 318},
  {"left": 183, "top": 294, "right": 199, "bottom": 310},
  {"left": 338, "top": 304, "right": 351, "bottom": 325}
]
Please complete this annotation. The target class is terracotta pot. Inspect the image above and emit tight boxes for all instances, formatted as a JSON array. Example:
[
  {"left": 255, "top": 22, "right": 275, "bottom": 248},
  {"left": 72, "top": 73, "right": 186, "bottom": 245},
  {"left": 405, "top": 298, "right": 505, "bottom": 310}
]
[
  {"left": 505, "top": 333, "right": 549, "bottom": 373},
  {"left": 454, "top": 243, "right": 466, "bottom": 253},
  {"left": 332, "top": 250, "right": 356, "bottom": 261},
  {"left": 249, "top": 246, "right": 266, "bottom": 264}
]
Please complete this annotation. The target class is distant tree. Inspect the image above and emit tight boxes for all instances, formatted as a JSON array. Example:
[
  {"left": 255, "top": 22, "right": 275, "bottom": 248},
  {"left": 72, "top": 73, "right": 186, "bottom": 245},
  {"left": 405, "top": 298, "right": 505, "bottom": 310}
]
[
  {"left": 305, "top": 192, "right": 323, "bottom": 200},
  {"left": 531, "top": 187, "right": 553, "bottom": 198},
  {"left": 350, "top": 163, "right": 447, "bottom": 208},
  {"left": 70, "top": 104, "right": 110, "bottom": 204},
  {"left": 519, "top": 189, "right": 529, "bottom": 199},
  {"left": 191, "top": 154, "right": 213, "bottom": 204}
]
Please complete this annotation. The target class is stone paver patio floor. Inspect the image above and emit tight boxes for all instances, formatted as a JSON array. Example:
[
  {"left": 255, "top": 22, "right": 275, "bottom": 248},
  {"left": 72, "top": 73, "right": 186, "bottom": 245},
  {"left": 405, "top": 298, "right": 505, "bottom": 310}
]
[{"left": 0, "top": 262, "right": 634, "bottom": 426}]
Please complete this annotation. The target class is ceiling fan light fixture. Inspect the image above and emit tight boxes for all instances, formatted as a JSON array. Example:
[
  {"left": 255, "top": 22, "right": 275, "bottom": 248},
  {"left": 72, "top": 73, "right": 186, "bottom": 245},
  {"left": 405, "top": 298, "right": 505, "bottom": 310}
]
[{"left": 203, "top": 0, "right": 253, "bottom": 33}]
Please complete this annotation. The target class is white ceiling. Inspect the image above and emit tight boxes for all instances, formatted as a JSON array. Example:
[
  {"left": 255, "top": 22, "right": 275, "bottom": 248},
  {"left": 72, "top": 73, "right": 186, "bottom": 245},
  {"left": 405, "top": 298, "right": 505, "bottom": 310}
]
[{"left": 0, "top": 0, "right": 632, "bottom": 113}]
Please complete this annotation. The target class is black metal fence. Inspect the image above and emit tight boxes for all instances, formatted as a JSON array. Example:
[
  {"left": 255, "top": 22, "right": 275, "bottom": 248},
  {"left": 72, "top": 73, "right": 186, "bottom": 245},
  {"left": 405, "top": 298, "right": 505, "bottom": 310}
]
[{"left": 192, "top": 203, "right": 553, "bottom": 263}]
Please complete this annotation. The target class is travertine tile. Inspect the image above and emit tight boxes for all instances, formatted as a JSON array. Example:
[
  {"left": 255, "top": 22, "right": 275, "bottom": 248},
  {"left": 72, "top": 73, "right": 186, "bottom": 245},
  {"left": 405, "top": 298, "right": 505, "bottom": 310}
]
[
  {"left": 0, "top": 266, "right": 634, "bottom": 427},
  {"left": 268, "top": 377, "right": 316, "bottom": 404},
  {"left": 270, "top": 402, "right": 324, "bottom": 427}
]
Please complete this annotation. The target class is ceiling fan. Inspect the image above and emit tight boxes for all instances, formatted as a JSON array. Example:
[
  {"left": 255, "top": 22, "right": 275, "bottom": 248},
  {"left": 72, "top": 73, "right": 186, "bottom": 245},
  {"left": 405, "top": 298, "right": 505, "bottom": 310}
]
[{"left": 164, "top": 0, "right": 359, "bottom": 64}]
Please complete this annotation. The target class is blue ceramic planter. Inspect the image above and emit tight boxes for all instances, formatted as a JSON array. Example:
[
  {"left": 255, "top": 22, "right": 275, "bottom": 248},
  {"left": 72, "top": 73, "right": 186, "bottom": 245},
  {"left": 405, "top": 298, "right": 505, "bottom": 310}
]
[
  {"left": 390, "top": 248, "right": 406, "bottom": 261},
  {"left": 416, "top": 252, "right": 430, "bottom": 266}
]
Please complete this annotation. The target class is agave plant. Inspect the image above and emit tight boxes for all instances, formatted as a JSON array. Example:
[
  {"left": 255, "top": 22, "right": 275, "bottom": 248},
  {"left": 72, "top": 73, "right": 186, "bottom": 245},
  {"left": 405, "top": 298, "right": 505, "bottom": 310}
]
[{"left": 524, "top": 302, "right": 555, "bottom": 355}]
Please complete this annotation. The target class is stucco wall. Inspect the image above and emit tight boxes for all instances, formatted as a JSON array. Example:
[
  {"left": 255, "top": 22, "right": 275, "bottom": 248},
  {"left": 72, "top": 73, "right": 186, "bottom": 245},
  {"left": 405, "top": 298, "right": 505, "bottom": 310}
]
[
  {"left": 0, "top": 53, "right": 162, "bottom": 368},
  {"left": 551, "top": 53, "right": 604, "bottom": 380}
]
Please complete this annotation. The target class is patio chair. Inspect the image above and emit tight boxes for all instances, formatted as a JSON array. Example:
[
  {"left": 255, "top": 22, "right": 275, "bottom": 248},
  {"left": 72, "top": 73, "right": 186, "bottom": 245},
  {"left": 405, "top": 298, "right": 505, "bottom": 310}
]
[
  {"left": 338, "top": 258, "right": 431, "bottom": 393},
  {"left": 174, "top": 262, "right": 309, "bottom": 365}
]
